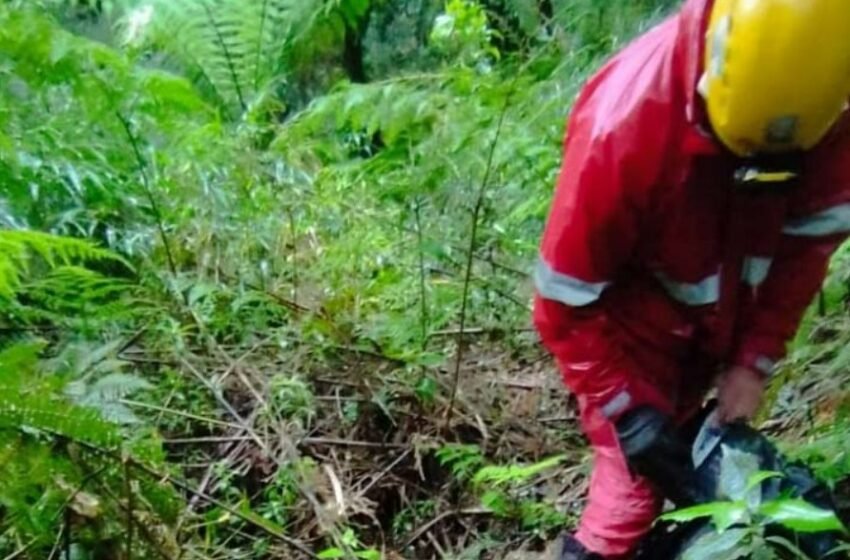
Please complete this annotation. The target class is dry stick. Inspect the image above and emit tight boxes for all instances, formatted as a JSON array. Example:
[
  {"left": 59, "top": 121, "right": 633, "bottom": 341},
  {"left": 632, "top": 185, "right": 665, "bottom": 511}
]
[
  {"left": 355, "top": 448, "right": 412, "bottom": 497},
  {"left": 164, "top": 435, "right": 254, "bottom": 445},
  {"left": 402, "top": 508, "right": 491, "bottom": 549},
  {"left": 215, "top": 333, "right": 276, "bottom": 385},
  {"left": 428, "top": 326, "right": 535, "bottom": 338},
  {"left": 178, "top": 355, "right": 351, "bottom": 558},
  {"left": 179, "top": 357, "right": 275, "bottom": 461},
  {"left": 119, "top": 398, "right": 237, "bottom": 429},
  {"left": 184, "top": 309, "right": 269, "bottom": 408},
  {"left": 63, "top": 506, "right": 72, "bottom": 559},
  {"left": 116, "top": 111, "right": 178, "bottom": 277},
  {"left": 175, "top": 437, "right": 250, "bottom": 560},
  {"left": 444, "top": 86, "right": 515, "bottom": 429},
  {"left": 300, "top": 437, "right": 407, "bottom": 450},
  {"left": 46, "top": 507, "right": 70, "bottom": 560}
]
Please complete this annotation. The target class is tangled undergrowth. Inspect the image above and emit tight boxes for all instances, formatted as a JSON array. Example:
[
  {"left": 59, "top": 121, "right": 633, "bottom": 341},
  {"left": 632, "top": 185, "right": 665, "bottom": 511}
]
[{"left": 2, "top": 1, "right": 850, "bottom": 559}]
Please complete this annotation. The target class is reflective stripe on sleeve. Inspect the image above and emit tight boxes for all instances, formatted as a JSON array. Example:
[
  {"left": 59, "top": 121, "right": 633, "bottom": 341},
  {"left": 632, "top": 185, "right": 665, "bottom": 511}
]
[
  {"left": 741, "top": 257, "right": 772, "bottom": 287},
  {"left": 654, "top": 271, "right": 720, "bottom": 306},
  {"left": 534, "top": 258, "right": 610, "bottom": 307},
  {"left": 601, "top": 390, "right": 632, "bottom": 419},
  {"left": 783, "top": 203, "right": 850, "bottom": 237}
]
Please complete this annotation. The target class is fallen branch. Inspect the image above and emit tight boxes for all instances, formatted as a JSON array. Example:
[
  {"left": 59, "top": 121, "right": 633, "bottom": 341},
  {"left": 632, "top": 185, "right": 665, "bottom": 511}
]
[{"left": 301, "top": 437, "right": 407, "bottom": 450}]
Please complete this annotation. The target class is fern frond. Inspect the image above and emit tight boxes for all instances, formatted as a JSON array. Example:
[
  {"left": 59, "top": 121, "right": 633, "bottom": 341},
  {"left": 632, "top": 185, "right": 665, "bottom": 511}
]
[
  {"left": 0, "top": 230, "right": 131, "bottom": 300},
  {"left": 0, "top": 392, "right": 121, "bottom": 447},
  {"left": 68, "top": 373, "right": 153, "bottom": 425},
  {"left": 124, "top": 0, "right": 297, "bottom": 115},
  {"left": 0, "top": 342, "right": 120, "bottom": 445}
]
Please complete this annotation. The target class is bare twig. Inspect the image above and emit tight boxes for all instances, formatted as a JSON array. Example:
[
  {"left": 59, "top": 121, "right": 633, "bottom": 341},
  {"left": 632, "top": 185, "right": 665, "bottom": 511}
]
[
  {"left": 287, "top": 208, "right": 300, "bottom": 304},
  {"left": 119, "top": 398, "right": 237, "bottom": 429},
  {"left": 413, "top": 197, "right": 429, "bottom": 349},
  {"left": 355, "top": 448, "right": 412, "bottom": 497},
  {"left": 301, "top": 437, "right": 407, "bottom": 450},
  {"left": 403, "top": 508, "right": 491, "bottom": 549},
  {"left": 253, "top": 0, "right": 270, "bottom": 90},
  {"left": 125, "top": 460, "right": 134, "bottom": 560},
  {"left": 164, "top": 435, "right": 253, "bottom": 445},
  {"left": 179, "top": 358, "right": 275, "bottom": 461},
  {"left": 445, "top": 86, "right": 515, "bottom": 428}
]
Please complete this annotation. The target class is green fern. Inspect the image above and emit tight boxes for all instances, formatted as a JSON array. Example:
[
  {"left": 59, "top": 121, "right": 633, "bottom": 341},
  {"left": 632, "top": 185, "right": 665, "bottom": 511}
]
[
  {"left": 0, "top": 341, "right": 121, "bottom": 447},
  {"left": 123, "top": 0, "right": 296, "bottom": 115},
  {"left": 0, "top": 342, "right": 178, "bottom": 556},
  {"left": 67, "top": 373, "right": 153, "bottom": 425},
  {"left": 0, "top": 230, "right": 131, "bottom": 299},
  {"left": 121, "top": 0, "right": 375, "bottom": 116}
]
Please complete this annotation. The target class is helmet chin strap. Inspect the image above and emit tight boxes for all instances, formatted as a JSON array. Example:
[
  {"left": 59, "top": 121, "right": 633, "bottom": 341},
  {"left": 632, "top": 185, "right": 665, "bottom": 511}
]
[{"left": 733, "top": 153, "right": 803, "bottom": 193}]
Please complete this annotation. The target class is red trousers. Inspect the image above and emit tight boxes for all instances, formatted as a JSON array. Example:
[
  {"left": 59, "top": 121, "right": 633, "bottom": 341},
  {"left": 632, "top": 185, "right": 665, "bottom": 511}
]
[{"left": 567, "top": 354, "right": 716, "bottom": 558}]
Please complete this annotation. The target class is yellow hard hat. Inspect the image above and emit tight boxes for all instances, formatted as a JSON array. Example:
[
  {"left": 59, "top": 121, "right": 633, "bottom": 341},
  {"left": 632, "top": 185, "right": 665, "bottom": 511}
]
[{"left": 704, "top": 0, "right": 850, "bottom": 156}]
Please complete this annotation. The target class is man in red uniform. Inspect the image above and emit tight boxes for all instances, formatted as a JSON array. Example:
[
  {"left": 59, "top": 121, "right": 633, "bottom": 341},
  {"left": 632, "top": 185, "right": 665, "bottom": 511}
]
[{"left": 534, "top": 0, "right": 850, "bottom": 558}]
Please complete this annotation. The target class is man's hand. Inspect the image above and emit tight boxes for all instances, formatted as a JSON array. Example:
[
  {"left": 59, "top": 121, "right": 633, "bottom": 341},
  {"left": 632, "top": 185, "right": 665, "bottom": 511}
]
[{"left": 716, "top": 366, "right": 767, "bottom": 425}]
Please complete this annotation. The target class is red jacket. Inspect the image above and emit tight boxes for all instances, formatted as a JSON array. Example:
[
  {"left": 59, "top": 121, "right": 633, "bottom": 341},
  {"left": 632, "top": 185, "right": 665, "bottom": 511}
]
[{"left": 534, "top": 0, "right": 850, "bottom": 417}]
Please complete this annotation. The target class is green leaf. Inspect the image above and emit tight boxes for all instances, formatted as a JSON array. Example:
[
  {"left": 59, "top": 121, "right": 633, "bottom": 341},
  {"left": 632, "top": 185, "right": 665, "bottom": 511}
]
[
  {"left": 682, "top": 528, "right": 750, "bottom": 560},
  {"left": 759, "top": 499, "right": 846, "bottom": 533},
  {"left": 660, "top": 501, "right": 748, "bottom": 532},
  {"left": 480, "top": 489, "right": 510, "bottom": 517},
  {"left": 472, "top": 454, "right": 566, "bottom": 487},
  {"left": 414, "top": 376, "right": 437, "bottom": 405},
  {"left": 746, "top": 471, "right": 784, "bottom": 493},
  {"left": 317, "top": 548, "right": 345, "bottom": 559},
  {"left": 764, "top": 535, "right": 815, "bottom": 559}
]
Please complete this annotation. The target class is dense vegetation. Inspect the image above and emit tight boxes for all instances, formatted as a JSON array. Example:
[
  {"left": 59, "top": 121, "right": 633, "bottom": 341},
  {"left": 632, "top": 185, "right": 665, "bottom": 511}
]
[{"left": 2, "top": 1, "right": 850, "bottom": 558}]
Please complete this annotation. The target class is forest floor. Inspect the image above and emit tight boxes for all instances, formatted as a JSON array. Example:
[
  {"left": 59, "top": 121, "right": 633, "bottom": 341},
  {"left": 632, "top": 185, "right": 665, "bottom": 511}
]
[
  {"left": 131, "top": 325, "right": 850, "bottom": 559},
  {"left": 130, "top": 331, "right": 588, "bottom": 559}
]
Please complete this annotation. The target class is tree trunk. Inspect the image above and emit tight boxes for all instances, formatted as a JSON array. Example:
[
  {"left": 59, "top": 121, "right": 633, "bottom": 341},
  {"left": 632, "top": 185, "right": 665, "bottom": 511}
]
[{"left": 342, "top": 7, "right": 372, "bottom": 83}]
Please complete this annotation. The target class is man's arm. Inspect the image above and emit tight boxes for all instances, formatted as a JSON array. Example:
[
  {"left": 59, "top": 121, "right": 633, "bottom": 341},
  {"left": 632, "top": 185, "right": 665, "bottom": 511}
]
[
  {"left": 534, "top": 93, "right": 670, "bottom": 418},
  {"left": 724, "top": 127, "right": 850, "bottom": 422}
]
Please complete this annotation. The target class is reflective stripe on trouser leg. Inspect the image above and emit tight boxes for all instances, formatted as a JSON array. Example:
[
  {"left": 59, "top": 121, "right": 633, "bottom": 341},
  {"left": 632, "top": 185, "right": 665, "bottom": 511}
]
[{"left": 574, "top": 396, "right": 662, "bottom": 558}]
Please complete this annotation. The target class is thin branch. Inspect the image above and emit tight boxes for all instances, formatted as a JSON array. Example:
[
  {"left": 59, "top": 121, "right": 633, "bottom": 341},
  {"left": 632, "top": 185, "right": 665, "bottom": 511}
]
[
  {"left": 300, "top": 437, "right": 407, "bottom": 450},
  {"left": 125, "top": 460, "right": 134, "bottom": 560},
  {"left": 115, "top": 111, "right": 178, "bottom": 277},
  {"left": 287, "top": 208, "right": 300, "bottom": 305},
  {"left": 179, "top": 357, "right": 274, "bottom": 460},
  {"left": 119, "top": 398, "right": 238, "bottom": 429},
  {"left": 413, "top": 197, "right": 429, "bottom": 349},
  {"left": 445, "top": 86, "right": 515, "bottom": 428},
  {"left": 403, "top": 508, "right": 491, "bottom": 549}
]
